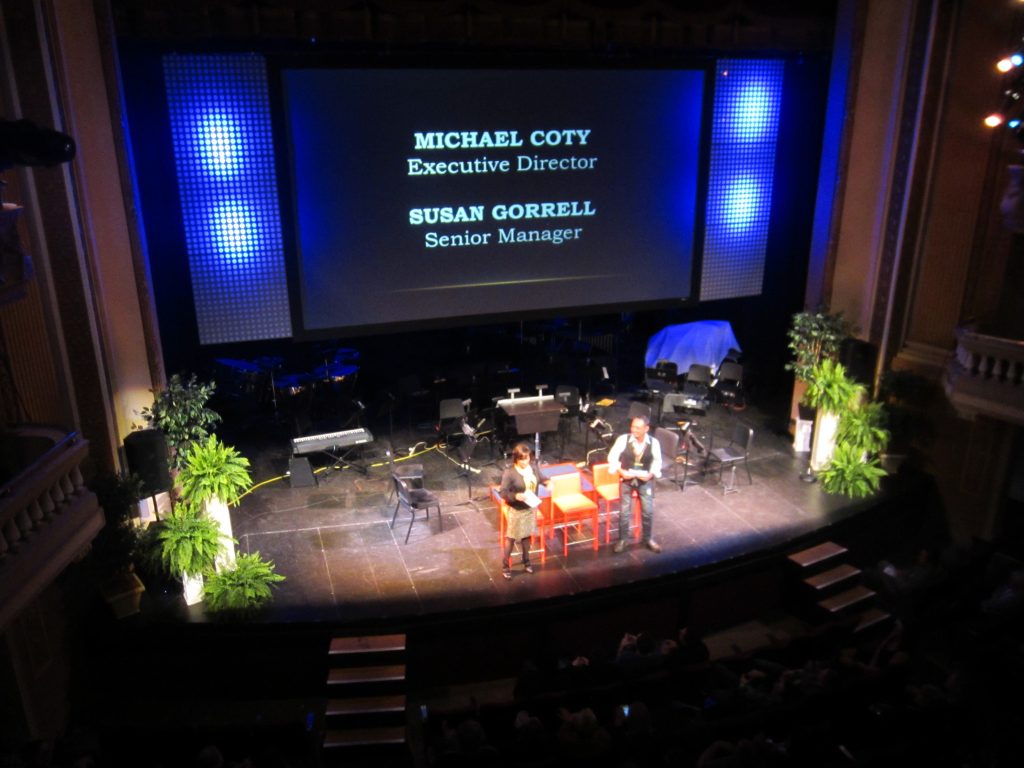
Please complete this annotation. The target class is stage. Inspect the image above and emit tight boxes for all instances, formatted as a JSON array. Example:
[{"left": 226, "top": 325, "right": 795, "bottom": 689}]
[{"left": 225, "top": 397, "right": 869, "bottom": 625}]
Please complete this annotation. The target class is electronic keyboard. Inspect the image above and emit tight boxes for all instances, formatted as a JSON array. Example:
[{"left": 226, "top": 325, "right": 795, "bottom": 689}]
[{"left": 291, "top": 427, "right": 373, "bottom": 455}]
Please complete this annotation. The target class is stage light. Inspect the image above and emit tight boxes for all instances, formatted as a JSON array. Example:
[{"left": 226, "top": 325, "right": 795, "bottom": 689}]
[
  {"left": 164, "top": 53, "right": 292, "bottom": 343},
  {"left": 985, "top": 113, "right": 1005, "bottom": 127},
  {"left": 730, "top": 82, "right": 779, "bottom": 141},
  {"left": 211, "top": 200, "right": 257, "bottom": 262},
  {"left": 998, "top": 58, "right": 1014, "bottom": 72},
  {"left": 1010, "top": 119, "right": 1021, "bottom": 129},
  {"left": 722, "top": 177, "right": 762, "bottom": 232},
  {"left": 1013, "top": 53, "right": 1023, "bottom": 67},
  {"left": 197, "top": 110, "right": 242, "bottom": 177}
]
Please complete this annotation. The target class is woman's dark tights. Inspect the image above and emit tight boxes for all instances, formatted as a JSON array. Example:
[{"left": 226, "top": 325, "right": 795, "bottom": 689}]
[{"left": 503, "top": 537, "right": 530, "bottom": 570}]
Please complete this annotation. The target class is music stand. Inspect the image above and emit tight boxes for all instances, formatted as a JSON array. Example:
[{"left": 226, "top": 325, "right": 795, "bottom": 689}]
[{"left": 500, "top": 399, "right": 564, "bottom": 460}]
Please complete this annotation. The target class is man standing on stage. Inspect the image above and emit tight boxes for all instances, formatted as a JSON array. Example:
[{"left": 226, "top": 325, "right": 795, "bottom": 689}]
[{"left": 608, "top": 414, "right": 663, "bottom": 553}]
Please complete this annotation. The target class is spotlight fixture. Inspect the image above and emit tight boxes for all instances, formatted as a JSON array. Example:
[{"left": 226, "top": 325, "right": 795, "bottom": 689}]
[{"left": 986, "top": 113, "right": 1005, "bottom": 127}]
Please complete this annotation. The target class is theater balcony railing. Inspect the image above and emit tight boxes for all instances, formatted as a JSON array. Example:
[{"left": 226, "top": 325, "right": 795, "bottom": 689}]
[
  {"left": 944, "top": 327, "right": 1024, "bottom": 426},
  {"left": 0, "top": 428, "right": 103, "bottom": 631}
]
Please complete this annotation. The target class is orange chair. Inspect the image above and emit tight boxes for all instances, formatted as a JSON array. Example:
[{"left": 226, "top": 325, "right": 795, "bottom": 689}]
[
  {"left": 591, "top": 463, "right": 641, "bottom": 544},
  {"left": 548, "top": 472, "right": 600, "bottom": 556},
  {"left": 490, "top": 485, "right": 547, "bottom": 563}
]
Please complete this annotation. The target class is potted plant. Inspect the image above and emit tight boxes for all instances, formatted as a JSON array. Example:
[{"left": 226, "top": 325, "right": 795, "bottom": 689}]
[
  {"left": 92, "top": 472, "right": 147, "bottom": 618},
  {"left": 818, "top": 442, "right": 887, "bottom": 498},
  {"left": 785, "top": 310, "right": 848, "bottom": 383},
  {"left": 141, "top": 373, "right": 221, "bottom": 471},
  {"left": 203, "top": 551, "right": 285, "bottom": 618},
  {"left": 803, "top": 359, "right": 862, "bottom": 471},
  {"left": 177, "top": 434, "right": 252, "bottom": 571},
  {"left": 785, "top": 310, "right": 848, "bottom": 449},
  {"left": 836, "top": 400, "right": 890, "bottom": 458},
  {"left": 157, "top": 503, "right": 229, "bottom": 605}
]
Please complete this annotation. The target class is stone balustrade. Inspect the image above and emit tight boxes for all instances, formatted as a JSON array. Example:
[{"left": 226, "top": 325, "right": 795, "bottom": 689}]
[
  {"left": 0, "top": 429, "right": 103, "bottom": 630},
  {"left": 944, "top": 327, "right": 1024, "bottom": 425}
]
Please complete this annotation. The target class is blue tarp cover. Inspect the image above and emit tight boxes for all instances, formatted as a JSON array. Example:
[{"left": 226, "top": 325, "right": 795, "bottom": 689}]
[{"left": 645, "top": 320, "right": 741, "bottom": 374}]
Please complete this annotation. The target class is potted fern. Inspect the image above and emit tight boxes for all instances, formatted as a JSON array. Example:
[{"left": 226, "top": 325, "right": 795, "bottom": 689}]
[
  {"left": 818, "top": 442, "right": 887, "bottom": 498},
  {"left": 803, "top": 359, "right": 862, "bottom": 471},
  {"left": 203, "top": 552, "right": 285, "bottom": 618},
  {"left": 836, "top": 401, "right": 890, "bottom": 458},
  {"left": 177, "top": 434, "right": 252, "bottom": 571},
  {"left": 157, "top": 503, "right": 229, "bottom": 605}
]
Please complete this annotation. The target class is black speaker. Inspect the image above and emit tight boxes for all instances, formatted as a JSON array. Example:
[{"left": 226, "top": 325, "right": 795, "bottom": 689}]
[
  {"left": 288, "top": 457, "right": 317, "bottom": 488},
  {"left": 124, "top": 429, "right": 172, "bottom": 495},
  {"left": 840, "top": 338, "right": 878, "bottom": 387}
]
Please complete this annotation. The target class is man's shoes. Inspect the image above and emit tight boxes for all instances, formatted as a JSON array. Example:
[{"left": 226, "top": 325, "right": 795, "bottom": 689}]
[
  {"left": 502, "top": 569, "right": 512, "bottom": 580},
  {"left": 644, "top": 539, "right": 662, "bottom": 553},
  {"left": 613, "top": 540, "right": 627, "bottom": 554},
  {"left": 524, "top": 564, "right": 535, "bottom": 574}
]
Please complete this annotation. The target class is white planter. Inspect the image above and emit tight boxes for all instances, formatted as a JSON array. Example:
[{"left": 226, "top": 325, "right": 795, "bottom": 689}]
[
  {"left": 810, "top": 410, "right": 840, "bottom": 472},
  {"left": 183, "top": 572, "right": 204, "bottom": 605},
  {"left": 205, "top": 497, "right": 236, "bottom": 572}
]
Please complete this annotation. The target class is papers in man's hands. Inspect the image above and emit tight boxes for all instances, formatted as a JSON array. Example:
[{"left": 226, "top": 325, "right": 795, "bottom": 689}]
[{"left": 522, "top": 490, "right": 542, "bottom": 508}]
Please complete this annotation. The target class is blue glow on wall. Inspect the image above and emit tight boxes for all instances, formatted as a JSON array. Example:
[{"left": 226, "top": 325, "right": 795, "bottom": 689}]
[
  {"left": 164, "top": 54, "right": 292, "bottom": 344},
  {"left": 701, "top": 59, "right": 784, "bottom": 301}
]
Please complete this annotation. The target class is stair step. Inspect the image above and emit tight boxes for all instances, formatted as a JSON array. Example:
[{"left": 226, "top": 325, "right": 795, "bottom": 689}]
[
  {"left": 803, "top": 563, "right": 861, "bottom": 591},
  {"left": 330, "top": 634, "right": 406, "bottom": 655},
  {"left": 327, "top": 695, "right": 406, "bottom": 716},
  {"left": 323, "top": 725, "right": 406, "bottom": 748},
  {"left": 854, "top": 606, "right": 892, "bottom": 633},
  {"left": 818, "top": 584, "right": 875, "bottom": 614},
  {"left": 788, "top": 541, "right": 848, "bottom": 568},
  {"left": 328, "top": 664, "right": 406, "bottom": 685}
]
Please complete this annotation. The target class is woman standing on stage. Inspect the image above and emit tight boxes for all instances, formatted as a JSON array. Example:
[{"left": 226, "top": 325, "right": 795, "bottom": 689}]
[{"left": 499, "top": 442, "right": 543, "bottom": 579}]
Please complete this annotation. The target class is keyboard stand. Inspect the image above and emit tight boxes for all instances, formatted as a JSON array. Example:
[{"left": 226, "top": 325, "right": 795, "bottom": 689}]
[{"left": 325, "top": 445, "right": 370, "bottom": 476}]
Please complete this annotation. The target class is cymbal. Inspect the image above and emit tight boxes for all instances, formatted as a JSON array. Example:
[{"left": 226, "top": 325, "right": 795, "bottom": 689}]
[
  {"left": 313, "top": 362, "right": 358, "bottom": 381},
  {"left": 215, "top": 357, "right": 263, "bottom": 374}
]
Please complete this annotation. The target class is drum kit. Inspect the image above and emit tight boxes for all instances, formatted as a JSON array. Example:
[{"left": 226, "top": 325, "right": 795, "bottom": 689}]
[{"left": 213, "top": 347, "right": 361, "bottom": 428}]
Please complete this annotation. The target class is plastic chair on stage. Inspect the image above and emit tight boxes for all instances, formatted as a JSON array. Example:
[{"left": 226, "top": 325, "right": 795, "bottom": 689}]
[
  {"left": 706, "top": 424, "right": 755, "bottom": 493},
  {"left": 679, "top": 429, "right": 708, "bottom": 491},
  {"left": 390, "top": 474, "right": 442, "bottom": 543},
  {"left": 590, "top": 463, "right": 641, "bottom": 544},
  {"left": 437, "top": 398, "right": 467, "bottom": 449},
  {"left": 489, "top": 485, "right": 547, "bottom": 563},
  {"left": 548, "top": 471, "right": 600, "bottom": 556},
  {"left": 384, "top": 439, "right": 423, "bottom": 502},
  {"left": 653, "top": 427, "right": 683, "bottom": 488},
  {"left": 713, "top": 361, "right": 744, "bottom": 411}
]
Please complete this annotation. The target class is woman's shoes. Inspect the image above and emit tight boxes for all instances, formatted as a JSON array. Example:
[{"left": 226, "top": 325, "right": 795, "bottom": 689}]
[
  {"left": 523, "top": 564, "right": 535, "bottom": 574},
  {"left": 502, "top": 569, "right": 512, "bottom": 580}
]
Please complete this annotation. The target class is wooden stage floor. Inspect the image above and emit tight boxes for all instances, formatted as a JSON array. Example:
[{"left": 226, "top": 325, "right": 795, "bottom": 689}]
[{"left": 228, "top": 401, "right": 863, "bottom": 624}]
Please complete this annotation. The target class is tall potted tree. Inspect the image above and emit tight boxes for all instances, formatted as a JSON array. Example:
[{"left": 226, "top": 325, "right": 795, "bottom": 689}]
[
  {"left": 785, "top": 310, "right": 847, "bottom": 449},
  {"left": 157, "top": 503, "right": 228, "bottom": 605},
  {"left": 803, "top": 359, "right": 862, "bottom": 472},
  {"left": 177, "top": 434, "right": 252, "bottom": 571},
  {"left": 141, "top": 373, "right": 221, "bottom": 471}
]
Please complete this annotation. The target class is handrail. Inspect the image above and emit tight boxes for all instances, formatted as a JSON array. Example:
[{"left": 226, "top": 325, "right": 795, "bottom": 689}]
[
  {"left": 945, "top": 327, "right": 1024, "bottom": 424},
  {"left": 0, "top": 430, "right": 89, "bottom": 558},
  {"left": 951, "top": 327, "right": 1024, "bottom": 384}
]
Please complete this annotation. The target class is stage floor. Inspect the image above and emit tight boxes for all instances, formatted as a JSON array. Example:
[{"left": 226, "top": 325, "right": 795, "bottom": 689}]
[{"left": 228, "top": 400, "right": 859, "bottom": 624}]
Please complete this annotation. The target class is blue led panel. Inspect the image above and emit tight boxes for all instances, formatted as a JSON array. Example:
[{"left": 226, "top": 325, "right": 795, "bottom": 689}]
[
  {"left": 163, "top": 54, "right": 292, "bottom": 343},
  {"left": 700, "top": 59, "right": 784, "bottom": 301}
]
